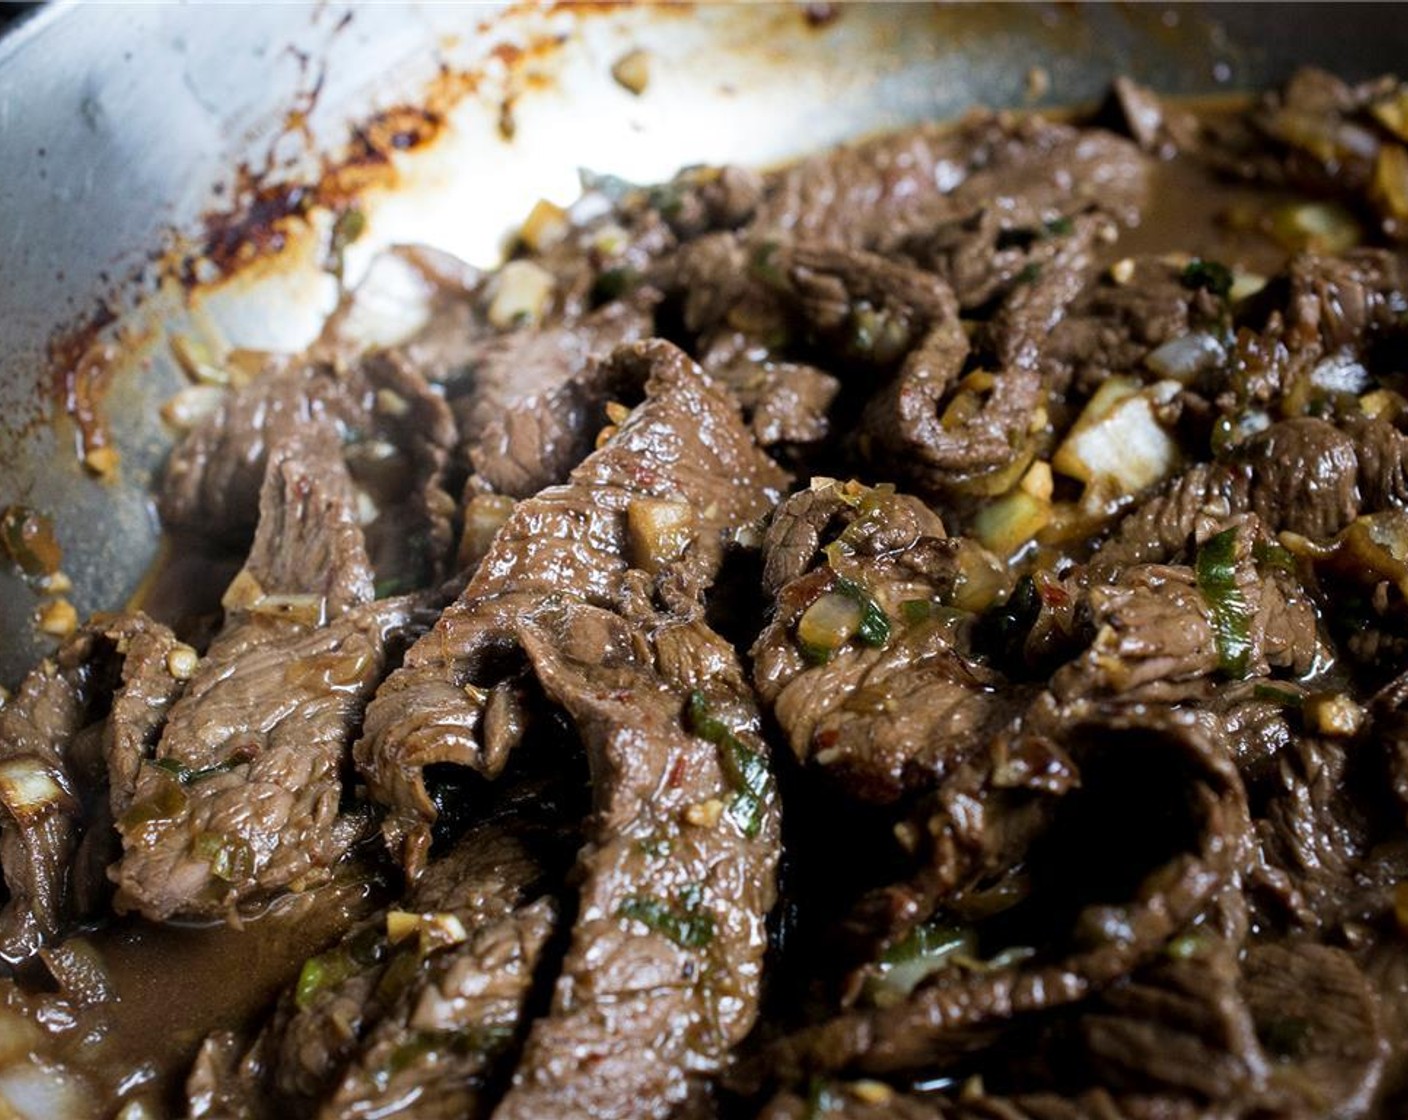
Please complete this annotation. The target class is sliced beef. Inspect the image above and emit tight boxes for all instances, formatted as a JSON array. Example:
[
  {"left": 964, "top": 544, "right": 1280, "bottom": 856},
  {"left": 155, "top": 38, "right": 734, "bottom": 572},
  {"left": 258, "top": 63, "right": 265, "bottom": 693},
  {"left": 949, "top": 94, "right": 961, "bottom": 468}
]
[
  {"left": 754, "top": 112, "right": 1147, "bottom": 252},
  {"left": 186, "top": 816, "right": 565, "bottom": 1119},
  {"left": 1241, "top": 942, "right": 1387, "bottom": 1115},
  {"left": 1103, "top": 76, "right": 1203, "bottom": 158},
  {"left": 494, "top": 604, "right": 780, "bottom": 1120},
  {"left": 866, "top": 213, "right": 1111, "bottom": 494},
  {"left": 1054, "top": 518, "right": 1321, "bottom": 703},
  {"left": 753, "top": 481, "right": 1019, "bottom": 803},
  {"left": 1245, "top": 736, "right": 1373, "bottom": 936},
  {"left": 759, "top": 1087, "right": 1207, "bottom": 1120},
  {"left": 750, "top": 706, "right": 1249, "bottom": 1085},
  {"left": 1042, "top": 256, "right": 1226, "bottom": 398},
  {"left": 356, "top": 340, "right": 787, "bottom": 872},
  {"left": 114, "top": 429, "right": 422, "bottom": 922},
  {"left": 1080, "top": 939, "right": 1269, "bottom": 1105},
  {"left": 453, "top": 294, "right": 659, "bottom": 498},
  {"left": 0, "top": 613, "right": 185, "bottom": 967}
]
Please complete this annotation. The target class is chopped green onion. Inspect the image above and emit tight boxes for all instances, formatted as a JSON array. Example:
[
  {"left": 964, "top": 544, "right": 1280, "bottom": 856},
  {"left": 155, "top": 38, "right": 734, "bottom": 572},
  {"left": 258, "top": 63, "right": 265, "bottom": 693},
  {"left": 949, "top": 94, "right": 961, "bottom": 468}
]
[
  {"left": 1016, "top": 262, "right": 1042, "bottom": 285},
  {"left": 617, "top": 892, "right": 715, "bottom": 949},
  {"left": 1043, "top": 215, "right": 1075, "bottom": 236},
  {"left": 684, "top": 691, "right": 772, "bottom": 838},
  {"left": 1180, "top": 258, "right": 1233, "bottom": 298},
  {"left": 1195, "top": 528, "right": 1253, "bottom": 678},
  {"left": 591, "top": 266, "right": 641, "bottom": 303},
  {"left": 1253, "top": 683, "right": 1304, "bottom": 707},
  {"left": 152, "top": 757, "right": 242, "bottom": 784},
  {"left": 1252, "top": 539, "right": 1298, "bottom": 575},
  {"left": 832, "top": 575, "right": 891, "bottom": 647}
]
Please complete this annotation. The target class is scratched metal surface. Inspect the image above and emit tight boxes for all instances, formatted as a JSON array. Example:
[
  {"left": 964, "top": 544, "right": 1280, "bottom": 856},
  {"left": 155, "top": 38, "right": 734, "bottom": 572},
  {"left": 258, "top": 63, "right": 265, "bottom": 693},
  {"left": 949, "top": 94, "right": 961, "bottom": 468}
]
[{"left": 2, "top": 2, "right": 1407, "bottom": 684}]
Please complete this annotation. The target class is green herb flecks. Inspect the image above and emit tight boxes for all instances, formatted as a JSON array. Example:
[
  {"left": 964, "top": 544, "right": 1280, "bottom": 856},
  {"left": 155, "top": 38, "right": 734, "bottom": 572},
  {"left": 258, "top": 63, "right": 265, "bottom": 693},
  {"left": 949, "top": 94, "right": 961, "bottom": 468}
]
[
  {"left": 831, "top": 574, "right": 891, "bottom": 648},
  {"left": 1196, "top": 528, "right": 1254, "bottom": 678},
  {"left": 684, "top": 691, "right": 772, "bottom": 837},
  {"left": 1181, "top": 258, "right": 1234, "bottom": 298},
  {"left": 617, "top": 890, "right": 715, "bottom": 949}
]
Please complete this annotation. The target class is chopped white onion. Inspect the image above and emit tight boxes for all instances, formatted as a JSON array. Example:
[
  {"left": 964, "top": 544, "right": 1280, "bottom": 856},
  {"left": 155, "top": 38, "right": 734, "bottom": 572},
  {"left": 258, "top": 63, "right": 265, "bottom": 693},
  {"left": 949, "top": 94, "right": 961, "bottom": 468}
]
[
  {"left": 1053, "top": 378, "right": 1181, "bottom": 496},
  {"left": 0, "top": 1058, "right": 96, "bottom": 1120},
  {"left": 0, "top": 759, "right": 66, "bottom": 820},
  {"left": 160, "top": 385, "right": 225, "bottom": 434},
  {"left": 1310, "top": 351, "right": 1371, "bottom": 395},
  {"left": 1144, "top": 332, "right": 1225, "bottom": 383},
  {"left": 487, "top": 260, "right": 555, "bottom": 330}
]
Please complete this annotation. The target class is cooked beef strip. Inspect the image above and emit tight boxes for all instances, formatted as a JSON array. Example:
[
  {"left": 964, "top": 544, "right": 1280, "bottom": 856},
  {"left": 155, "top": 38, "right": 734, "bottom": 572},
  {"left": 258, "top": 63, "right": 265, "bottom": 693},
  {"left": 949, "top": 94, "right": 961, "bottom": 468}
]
[
  {"left": 452, "top": 294, "right": 659, "bottom": 498},
  {"left": 195, "top": 813, "right": 567, "bottom": 1120},
  {"left": 114, "top": 428, "right": 426, "bottom": 922},
  {"left": 753, "top": 481, "right": 1020, "bottom": 802},
  {"left": 865, "top": 213, "right": 1112, "bottom": 494},
  {"left": 753, "top": 112, "right": 1146, "bottom": 252},
  {"left": 356, "top": 339, "right": 787, "bottom": 873},
  {"left": 0, "top": 613, "right": 185, "bottom": 967},
  {"left": 495, "top": 602, "right": 780, "bottom": 1120},
  {"left": 749, "top": 705, "right": 1249, "bottom": 1085},
  {"left": 1053, "top": 517, "right": 1321, "bottom": 703}
]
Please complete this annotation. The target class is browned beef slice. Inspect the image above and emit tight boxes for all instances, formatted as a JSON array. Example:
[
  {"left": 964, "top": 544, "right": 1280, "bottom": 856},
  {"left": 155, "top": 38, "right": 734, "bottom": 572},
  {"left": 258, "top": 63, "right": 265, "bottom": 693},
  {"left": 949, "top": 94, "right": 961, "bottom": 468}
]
[
  {"left": 185, "top": 819, "right": 561, "bottom": 1119},
  {"left": 0, "top": 612, "right": 184, "bottom": 967},
  {"left": 1042, "top": 257, "right": 1226, "bottom": 397},
  {"left": 114, "top": 429, "right": 420, "bottom": 922},
  {"left": 1241, "top": 942, "right": 1388, "bottom": 1115},
  {"left": 1053, "top": 517, "right": 1321, "bottom": 703},
  {"left": 760, "top": 1087, "right": 1206, "bottom": 1120},
  {"left": 1103, "top": 76, "right": 1203, "bottom": 158},
  {"left": 1245, "top": 736, "right": 1373, "bottom": 936},
  {"left": 865, "top": 213, "right": 1110, "bottom": 493},
  {"left": 705, "top": 355, "right": 840, "bottom": 450},
  {"left": 356, "top": 340, "right": 787, "bottom": 872},
  {"left": 754, "top": 112, "right": 1147, "bottom": 252},
  {"left": 495, "top": 603, "right": 779, "bottom": 1120},
  {"left": 453, "top": 295, "right": 658, "bottom": 498},
  {"left": 753, "top": 706, "right": 1248, "bottom": 1084},
  {"left": 752, "top": 481, "right": 1019, "bottom": 803},
  {"left": 1080, "top": 939, "right": 1269, "bottom": 1104},
  {"left": 158, "top": 351, "right": 456, "bottom": 581}
]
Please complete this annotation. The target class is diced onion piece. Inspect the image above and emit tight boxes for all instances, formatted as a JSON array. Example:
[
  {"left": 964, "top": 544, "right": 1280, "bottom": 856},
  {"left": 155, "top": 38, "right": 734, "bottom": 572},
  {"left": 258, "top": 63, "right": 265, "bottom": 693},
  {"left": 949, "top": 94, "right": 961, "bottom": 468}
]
[
  {"left": 0, "top": 506, "right": 61, "bottom": 578},
  {"left": 1268, "top": 200, "right": 1363, "bottom": 254},
  {"left": 796, "top": 592, "right": 864, "bottom": 661},
  {"left": 865, "top": 923, "right": 977, "bottom": 1007},
  {"left": 1372, "top": 89, "right": 1408, "bottom": 142},
  {"left": 0, "top": 1058, "right": 94, "bottom": 1120},
  {"left": 458, "top": 494, "right": 516, "bottom": 572},
  {"left": 1144, "top": 332, "right": 1225, "bottom": 383},
  {"left": 1303, "top": 692, "right": 1365, "bottom": 738},
  {"left": 1338, "top": 511, "right": 1408, "bottom": 597},
  {"left": 1053, "top": 378, "right": 1181, "bottom": 496},
  {"left": 36, "top": 598, "right": 78, "bottom": 639},
  {"left": 1019, "top": 461, "right": 1053, "bottom": 502},
  {"left": 626, "top": 499, "right": 695, "bottom": 574},
  {"left": 973, "top": 490, "right": 1051, "bottom": 558},
  {"left": 169, "top": 333, "right": 232, "bottom": 387},
  {"left": 0, "top": 1007, "right": 41, "bottom": 1066},
  {"left": 0, "top": 759, "right": 67, "bottom": 821},
  {"left": 611, "top": 48, "right": 651, "bottom": 95},
  {"left": 1229, "top": 272, "right": 1268, "bottom": 303},
  {"left": 160, "top": 385, "right": 225, "bottom": 434},
  {"left": 948, "top": 541, "right": 1009, "bottom": 614},
  {"left": 386, "top": 909, "right": 421, "bottom": 944},
  {"left": 249, "top": 593, "right": 326, "bottom": 627},
  {"left": 519, "top": 199, "right": 569, "bottom": 252},
  {"left": 1372, "top": 143, "right": 1408, "bottom": 226},
  {"left": 82, "top": 445, "right": 120, "bottom": 480},
  {"left": 220, "top": 569, "right": 265, "bottom": 613},
  {"left": 1361, "top": 388, "right": 1407, "bottom": 422},
  {"left": 487, "top": 259, "right": 555, "bottom": 329}
]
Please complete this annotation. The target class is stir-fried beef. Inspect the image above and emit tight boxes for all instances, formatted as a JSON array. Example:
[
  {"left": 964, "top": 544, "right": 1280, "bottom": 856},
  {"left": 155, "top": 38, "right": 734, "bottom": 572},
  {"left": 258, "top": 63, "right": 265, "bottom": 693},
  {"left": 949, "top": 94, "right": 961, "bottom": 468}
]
[
  {"left": 497, "top": 603, "right": 780, "bottom": 1119},
  {"left": 19, "top": 70, "right": 1408, "bottom": 1120},
  {"left": 188, "top": 813, "right": 568, "bottom": 1119},
  {"left": 356, "top": 339, "right": 786, "bottom": 872},
  {"left": 114, "top": 427, "right": 424, "bottom": 922},
  {"left": 0, "top": 613, "right": 185, "bottom": 967}
]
